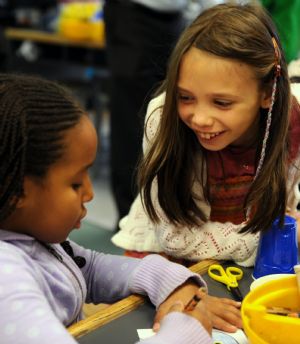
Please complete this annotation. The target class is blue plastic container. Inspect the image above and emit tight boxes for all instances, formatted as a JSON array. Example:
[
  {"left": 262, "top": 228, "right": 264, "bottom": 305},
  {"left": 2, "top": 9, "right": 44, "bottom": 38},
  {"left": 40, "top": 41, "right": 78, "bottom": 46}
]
[{"left": 253, "top": 215, "right": 299, "bottom": 279}]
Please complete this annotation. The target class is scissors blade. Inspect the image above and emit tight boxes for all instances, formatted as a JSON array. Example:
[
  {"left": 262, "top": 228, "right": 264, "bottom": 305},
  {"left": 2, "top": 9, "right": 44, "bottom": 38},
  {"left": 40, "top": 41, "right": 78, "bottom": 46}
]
[{"left": 229, "top": 286, "right": 243, "bottom": 302}]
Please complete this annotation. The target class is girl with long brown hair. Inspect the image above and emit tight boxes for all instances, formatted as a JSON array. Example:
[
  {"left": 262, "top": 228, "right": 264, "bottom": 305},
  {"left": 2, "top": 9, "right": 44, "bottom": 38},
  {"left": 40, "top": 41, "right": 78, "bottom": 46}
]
[{"left": 112, "top": 3, "right": 300, "bottom": 267}]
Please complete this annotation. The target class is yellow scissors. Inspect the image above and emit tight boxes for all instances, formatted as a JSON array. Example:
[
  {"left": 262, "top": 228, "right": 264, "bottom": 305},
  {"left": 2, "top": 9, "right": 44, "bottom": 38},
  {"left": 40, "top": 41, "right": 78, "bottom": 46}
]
[{"left": 208, "top": 264, "right": 244, "bottom": 301}]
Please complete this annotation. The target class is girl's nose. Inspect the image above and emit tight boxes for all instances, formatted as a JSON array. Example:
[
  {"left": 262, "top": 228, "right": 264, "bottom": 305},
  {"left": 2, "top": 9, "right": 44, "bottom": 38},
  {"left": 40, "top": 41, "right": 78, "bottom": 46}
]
[
  {"left": 192, "top": 106, "right": 214, "bottom": 128},
  {"left": 83, "top": 175, "right": 94, "bottom": 203}
]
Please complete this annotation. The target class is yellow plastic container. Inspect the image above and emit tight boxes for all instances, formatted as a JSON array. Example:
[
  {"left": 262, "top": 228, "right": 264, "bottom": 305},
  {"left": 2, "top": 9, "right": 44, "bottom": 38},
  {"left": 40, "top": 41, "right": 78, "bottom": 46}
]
[
  {"left": 59, "top": 18, "right": 105, "bottom": 43},
  {"left": 242, "top": 275, "right": 300, "bottom": 343},
  {"left": 58, "top": 2, "right": 105, "bottom": 44}
]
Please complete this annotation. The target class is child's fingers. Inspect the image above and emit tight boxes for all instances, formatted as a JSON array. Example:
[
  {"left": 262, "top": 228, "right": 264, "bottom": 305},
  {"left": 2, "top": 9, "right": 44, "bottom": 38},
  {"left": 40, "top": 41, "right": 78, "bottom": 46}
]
[
  {"left": 185, "top": 301, "right": 213, "bottom": 335},
  {"left": 211, "top": 315, "right": 238, "bottom": 333},
  {"left": 168, "top": 300, "right": 184, "bottom": 313},
  {"left": 203, "top": 295, "right": 241, "bottom": 308},
  {"left": 153, "top": 301, "right": 184, "bottom": 332}
]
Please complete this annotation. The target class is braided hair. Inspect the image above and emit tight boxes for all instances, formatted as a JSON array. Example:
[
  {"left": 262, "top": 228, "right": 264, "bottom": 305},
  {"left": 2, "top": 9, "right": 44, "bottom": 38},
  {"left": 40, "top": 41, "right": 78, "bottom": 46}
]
[{"left": 0, "top": 74, "right": 85, "bottom": 222}]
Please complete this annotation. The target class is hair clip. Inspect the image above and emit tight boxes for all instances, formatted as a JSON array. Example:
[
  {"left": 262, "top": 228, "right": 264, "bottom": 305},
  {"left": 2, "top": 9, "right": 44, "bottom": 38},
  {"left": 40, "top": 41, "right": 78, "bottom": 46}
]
[{"left": 272, "top": 37, "right": 281, "bottom": 77}]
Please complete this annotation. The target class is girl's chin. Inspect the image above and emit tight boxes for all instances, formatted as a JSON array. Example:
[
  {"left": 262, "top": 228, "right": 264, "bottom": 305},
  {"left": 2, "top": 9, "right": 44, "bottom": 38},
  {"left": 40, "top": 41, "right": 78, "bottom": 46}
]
[{"left": 198, "top": 138, "right": 227, "bottom": 151}]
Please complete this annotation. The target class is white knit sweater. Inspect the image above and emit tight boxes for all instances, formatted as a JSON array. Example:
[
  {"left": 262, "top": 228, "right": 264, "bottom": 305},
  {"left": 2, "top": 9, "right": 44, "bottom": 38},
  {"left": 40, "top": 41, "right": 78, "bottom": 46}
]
[{"left": 112, "top": 91, "right": 300, "bottom": 267}]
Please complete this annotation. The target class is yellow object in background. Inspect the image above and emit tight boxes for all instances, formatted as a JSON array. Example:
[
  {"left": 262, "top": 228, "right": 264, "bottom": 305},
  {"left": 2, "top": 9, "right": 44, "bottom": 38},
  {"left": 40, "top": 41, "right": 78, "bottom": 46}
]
[
  {"left": 58, "top": 1, "right": 105, "bottom": 44},
  {"left": 242, "top": 275, "right": 300, "bottom": 344}
]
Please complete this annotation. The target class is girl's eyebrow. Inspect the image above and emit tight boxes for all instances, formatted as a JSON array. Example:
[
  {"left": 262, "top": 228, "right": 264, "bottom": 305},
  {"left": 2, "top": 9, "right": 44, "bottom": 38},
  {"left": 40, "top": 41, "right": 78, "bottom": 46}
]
[
  {"left": 177, "top": 86, "right": 242, "bottom": 100},
  {"left": 177, "top": 86, "right": 191, "bottom": 92},
  {"left": 75, "top": 163, "right": 94, "bottom": 175},
  {"left": 211, "top": 92, "right": 242, "bottom": 100}
]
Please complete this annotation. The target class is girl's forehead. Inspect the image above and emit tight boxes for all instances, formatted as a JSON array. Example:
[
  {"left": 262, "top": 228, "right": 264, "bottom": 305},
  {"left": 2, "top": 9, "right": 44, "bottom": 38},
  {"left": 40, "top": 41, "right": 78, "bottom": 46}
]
[
  {"left": 57, "top": 116, "right": 98, "bottom": 168},
  {"left": 178, "top": 48, "right": 258, "bottom": 93}
]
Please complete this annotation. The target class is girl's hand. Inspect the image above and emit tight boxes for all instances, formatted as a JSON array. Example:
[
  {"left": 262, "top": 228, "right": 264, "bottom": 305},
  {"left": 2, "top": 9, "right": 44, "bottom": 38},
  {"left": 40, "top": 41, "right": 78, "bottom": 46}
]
[
  {"left": 153, "top": 280, "right": 242, "bottom": 333},
  {"left": 165, "top": 298, "right": 213, "bottom": 335},
  {"left": 200, "top": 293, "right": 242, "bottom": 333},
  {"left": 153, "top": 280, "right": 200, "bottom": 331}
]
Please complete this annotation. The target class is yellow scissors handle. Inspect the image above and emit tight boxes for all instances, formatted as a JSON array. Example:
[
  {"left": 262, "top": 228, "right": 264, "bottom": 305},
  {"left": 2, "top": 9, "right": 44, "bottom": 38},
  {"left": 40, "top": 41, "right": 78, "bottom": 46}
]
[
  {"left": 208, "top": 264, "right": 243, "bottom": 289},
  {"left": 226, "top": 266, "right": 243, "bottom": 280}
]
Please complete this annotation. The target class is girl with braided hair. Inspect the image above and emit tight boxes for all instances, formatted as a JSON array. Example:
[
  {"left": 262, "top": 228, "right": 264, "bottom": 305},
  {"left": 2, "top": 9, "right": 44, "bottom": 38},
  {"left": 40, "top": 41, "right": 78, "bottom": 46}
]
[
  {"left": 112, "top": 3, "right": 300, "bottom": 266},
  {"left": 0, "top": 74, "right": 243, "bottom": 344}
]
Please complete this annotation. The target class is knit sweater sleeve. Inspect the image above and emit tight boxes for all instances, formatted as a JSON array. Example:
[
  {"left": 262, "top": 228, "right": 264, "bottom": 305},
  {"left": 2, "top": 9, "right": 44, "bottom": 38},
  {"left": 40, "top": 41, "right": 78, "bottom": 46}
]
[
  {"left": 113, "top": 154, "right": 300, "bottom": 267},
  {"left": 112, "top": 189, "right": 259, "bottom": 267},
  {"left": 155, "top": 215, "right": 259, "bottom": 267}
]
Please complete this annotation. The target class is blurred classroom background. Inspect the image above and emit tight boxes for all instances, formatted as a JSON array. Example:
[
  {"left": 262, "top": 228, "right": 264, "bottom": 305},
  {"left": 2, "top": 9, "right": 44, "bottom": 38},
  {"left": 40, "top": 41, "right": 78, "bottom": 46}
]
[{"left": 0, "top": 0, "right": 121, "bottom": 253}]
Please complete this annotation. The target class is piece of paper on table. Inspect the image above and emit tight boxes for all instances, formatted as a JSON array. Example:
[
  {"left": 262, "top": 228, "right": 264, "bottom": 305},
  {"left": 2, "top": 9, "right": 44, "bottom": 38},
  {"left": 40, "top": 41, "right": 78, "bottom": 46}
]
[
  {"left": 137, "top": 328, "right": 248, "bottom": 343},
  {"left": 212, "top": 329, "right": 248, "bottom": 344},
  {"left": 137, "top": 329, "right": 156, "bottom": 340}
]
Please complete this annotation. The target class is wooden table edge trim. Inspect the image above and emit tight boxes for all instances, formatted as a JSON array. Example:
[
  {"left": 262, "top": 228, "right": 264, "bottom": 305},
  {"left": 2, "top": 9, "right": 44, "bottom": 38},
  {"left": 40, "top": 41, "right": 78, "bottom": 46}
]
[
  {"left": 4, "top": 28, "right": 105, "bottom": 49},
  {"left": 68, "top": 258, "right": 219, "bottom": 338}
]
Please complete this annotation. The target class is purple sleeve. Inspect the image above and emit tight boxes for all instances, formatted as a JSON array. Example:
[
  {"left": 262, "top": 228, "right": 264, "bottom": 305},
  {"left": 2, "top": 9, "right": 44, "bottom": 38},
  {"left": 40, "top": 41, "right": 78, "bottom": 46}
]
[
  {"left": 129, "top": 255, "right": 207, "bottom": 307},
  {"left": 137, "top": 312, "right": 212, "bottom": 344},
  {"left": 0, "top": 245, "right": 77, "bottom": 344},
  {"left": 70, "top": 240, "right": 141, "bottom": 303},
  {"left": 71, "top": 242, "right": 206, "bottom": 306}
]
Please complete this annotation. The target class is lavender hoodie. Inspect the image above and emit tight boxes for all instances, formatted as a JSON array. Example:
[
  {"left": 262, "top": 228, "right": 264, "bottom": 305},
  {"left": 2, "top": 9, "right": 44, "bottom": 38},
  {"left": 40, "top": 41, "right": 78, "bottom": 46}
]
[{"left": 0, "top": 230, "right": 212, "bottom": 344}]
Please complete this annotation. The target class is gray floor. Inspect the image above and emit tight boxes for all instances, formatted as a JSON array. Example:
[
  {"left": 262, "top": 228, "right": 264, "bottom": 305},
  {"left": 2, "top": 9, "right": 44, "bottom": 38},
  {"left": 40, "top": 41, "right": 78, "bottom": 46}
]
[{"left": 69, "top": 220, "right": 123, "bottom": 255}]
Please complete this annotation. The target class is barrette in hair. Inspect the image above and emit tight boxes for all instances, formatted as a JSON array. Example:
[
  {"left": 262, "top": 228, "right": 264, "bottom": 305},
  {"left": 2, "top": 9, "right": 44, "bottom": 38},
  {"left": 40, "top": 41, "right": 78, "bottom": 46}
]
[{"left": 272, "top": 37, "right": 281, "bottom": 77}]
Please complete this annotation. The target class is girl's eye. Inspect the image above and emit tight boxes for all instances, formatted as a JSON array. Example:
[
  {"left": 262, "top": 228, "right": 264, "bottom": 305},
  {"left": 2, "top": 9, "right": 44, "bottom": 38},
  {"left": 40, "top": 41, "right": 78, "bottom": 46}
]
[
  {"left": 214, "top": 99, "right": 232, "bottom": 107},
  {"left": 72, "top": 183, "right": 82, "bottom": 190},
  {"left": 177, "top": 93, "right": 194, "bottom": 103}
]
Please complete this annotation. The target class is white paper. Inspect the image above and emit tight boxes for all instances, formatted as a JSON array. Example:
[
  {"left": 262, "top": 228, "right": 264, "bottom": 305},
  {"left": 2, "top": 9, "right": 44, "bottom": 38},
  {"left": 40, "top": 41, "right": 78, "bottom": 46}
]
[
  {"left": 137, "top": 328, "right": 248, "bottom": 343},
  {"left": 212, "top": 329, "right": 248, "bottom": 344},
  {"left": 137, "top": 329, "right": 156, "bottom": 340}
]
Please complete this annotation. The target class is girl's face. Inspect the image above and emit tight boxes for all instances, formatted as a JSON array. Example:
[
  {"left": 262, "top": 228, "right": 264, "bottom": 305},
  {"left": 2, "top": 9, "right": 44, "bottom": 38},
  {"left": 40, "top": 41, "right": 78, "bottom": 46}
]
[
  {"left": 3, "top": 115, "right": 98, "bottom": 243},
  {"left": 177, "top": 47, "right": 271, "bottom": 151}
]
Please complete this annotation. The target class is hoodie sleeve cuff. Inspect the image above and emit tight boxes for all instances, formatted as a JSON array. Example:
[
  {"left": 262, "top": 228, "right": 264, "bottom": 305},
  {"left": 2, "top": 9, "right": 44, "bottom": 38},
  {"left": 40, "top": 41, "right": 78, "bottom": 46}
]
[{"left": 129, "top": 254, "right": 207, "bottom": 307}]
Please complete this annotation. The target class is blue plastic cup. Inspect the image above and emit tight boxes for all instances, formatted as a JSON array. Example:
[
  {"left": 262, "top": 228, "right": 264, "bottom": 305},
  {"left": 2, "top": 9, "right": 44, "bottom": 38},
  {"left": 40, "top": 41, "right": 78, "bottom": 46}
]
[{"left": 253, "top": 215, "right": 299, "bottom": 279}]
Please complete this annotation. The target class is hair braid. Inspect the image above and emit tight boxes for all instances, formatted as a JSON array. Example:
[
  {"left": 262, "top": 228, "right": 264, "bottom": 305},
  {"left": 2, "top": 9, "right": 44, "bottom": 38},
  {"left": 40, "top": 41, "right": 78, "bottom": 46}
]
[{"left": 0, "top": 74, "right": 85, "bottom": 222}]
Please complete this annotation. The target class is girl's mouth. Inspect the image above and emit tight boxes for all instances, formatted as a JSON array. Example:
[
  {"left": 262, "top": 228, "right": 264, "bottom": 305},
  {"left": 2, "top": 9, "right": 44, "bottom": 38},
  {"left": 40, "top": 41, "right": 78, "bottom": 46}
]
[
  {"left": 198, "top": 131, "right": 224, "bottom": 140},
  {"left": 74, "top": 210, "right": 87, "bottom": 229}
]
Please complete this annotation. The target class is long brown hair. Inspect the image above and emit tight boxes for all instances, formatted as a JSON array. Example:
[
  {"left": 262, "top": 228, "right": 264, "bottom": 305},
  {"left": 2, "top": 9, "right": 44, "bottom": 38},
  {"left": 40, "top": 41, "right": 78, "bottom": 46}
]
[{"left": 138, "top": 3, "right": 291, "bottom": 234}]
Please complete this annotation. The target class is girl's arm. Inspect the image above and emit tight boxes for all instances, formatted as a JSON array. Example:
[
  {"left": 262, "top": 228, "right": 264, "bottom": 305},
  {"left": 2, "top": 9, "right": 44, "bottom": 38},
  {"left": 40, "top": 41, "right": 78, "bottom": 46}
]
[
  {"left": 0, "top": 243, "right": 211, "bottom": 344},
  {"left": 111, "top": 192, "right": 259, "bottom": 267},
  {"left": 71, "top": 241, "right": 207, "bottom": 306},
  {"left": 72, "top": 244, "right": 213, "bottom": 342},
  {"left": 156, "top": 219, "right": 259, "bottom": 267}
]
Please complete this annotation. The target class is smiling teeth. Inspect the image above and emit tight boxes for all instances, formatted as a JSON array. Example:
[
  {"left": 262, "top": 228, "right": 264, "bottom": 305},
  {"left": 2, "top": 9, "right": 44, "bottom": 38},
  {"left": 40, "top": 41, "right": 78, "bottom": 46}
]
[{"left": 199, "top": 132, "right": 221, "bottom": 139}]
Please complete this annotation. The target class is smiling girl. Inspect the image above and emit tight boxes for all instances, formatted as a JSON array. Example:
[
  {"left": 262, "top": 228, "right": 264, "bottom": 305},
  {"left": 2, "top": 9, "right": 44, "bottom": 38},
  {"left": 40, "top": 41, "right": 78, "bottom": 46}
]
[{"left": 112, "top": 3, "right": 300, "bottom": 267}]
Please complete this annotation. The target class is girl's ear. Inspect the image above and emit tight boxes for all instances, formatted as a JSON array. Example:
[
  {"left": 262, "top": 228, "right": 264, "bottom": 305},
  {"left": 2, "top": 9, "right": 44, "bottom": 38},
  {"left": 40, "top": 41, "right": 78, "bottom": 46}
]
[
  {"left": 15, "top": 193, "right": 26, "bottom": 209},
  {"left": 260, "top": 86, "right": 272, "bottom": 109},
  {"left": 15, "top": 177, "right": 31, "bottom": 208}
]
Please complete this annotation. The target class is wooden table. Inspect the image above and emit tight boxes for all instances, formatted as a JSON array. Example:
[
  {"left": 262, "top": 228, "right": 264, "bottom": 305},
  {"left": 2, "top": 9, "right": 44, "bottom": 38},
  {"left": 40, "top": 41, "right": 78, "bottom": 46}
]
[
  {"left": 68, "top": 260, "right": 254, "bottom": 343},
  {"left": 4, "top": 28, "right": 105, "bottom": 49}
]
